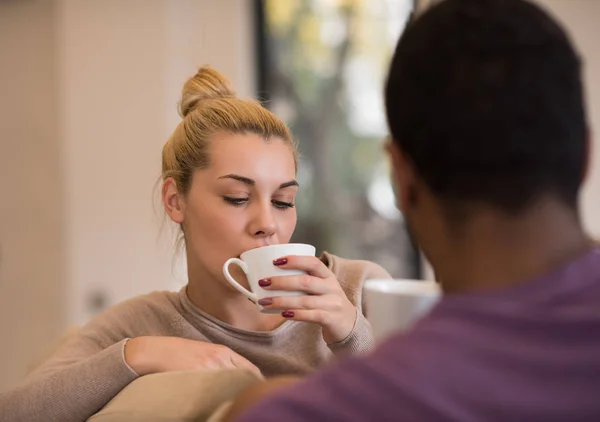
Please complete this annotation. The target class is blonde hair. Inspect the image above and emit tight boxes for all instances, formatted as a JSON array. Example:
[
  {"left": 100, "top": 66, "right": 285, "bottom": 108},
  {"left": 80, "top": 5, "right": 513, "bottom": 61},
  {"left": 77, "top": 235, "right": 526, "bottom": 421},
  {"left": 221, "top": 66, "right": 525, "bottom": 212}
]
[{"left": 162, "top": 66, "right": 297, "bottom": 195}]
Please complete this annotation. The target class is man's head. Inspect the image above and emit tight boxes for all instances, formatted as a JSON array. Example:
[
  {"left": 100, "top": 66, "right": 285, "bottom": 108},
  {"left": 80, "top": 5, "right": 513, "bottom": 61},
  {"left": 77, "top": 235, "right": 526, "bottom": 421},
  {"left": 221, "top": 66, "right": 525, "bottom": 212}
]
[{"left": 385, "top": 0, "right": 588, "bottom": 259}]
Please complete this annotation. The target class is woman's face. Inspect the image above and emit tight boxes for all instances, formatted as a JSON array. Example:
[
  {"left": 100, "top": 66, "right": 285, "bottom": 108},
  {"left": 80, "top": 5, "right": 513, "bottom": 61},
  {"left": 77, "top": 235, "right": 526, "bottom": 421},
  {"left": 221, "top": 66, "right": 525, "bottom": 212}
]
[{"left": 165, "top": 132, "right": 298, "bottom": 285}]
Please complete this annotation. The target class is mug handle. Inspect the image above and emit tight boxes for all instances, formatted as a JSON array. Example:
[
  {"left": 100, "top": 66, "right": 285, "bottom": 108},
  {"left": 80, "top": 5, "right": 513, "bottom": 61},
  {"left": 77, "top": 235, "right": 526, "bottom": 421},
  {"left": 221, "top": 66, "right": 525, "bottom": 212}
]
[{"left": 223, "top": 258, "right": 258, "bottom": 302}]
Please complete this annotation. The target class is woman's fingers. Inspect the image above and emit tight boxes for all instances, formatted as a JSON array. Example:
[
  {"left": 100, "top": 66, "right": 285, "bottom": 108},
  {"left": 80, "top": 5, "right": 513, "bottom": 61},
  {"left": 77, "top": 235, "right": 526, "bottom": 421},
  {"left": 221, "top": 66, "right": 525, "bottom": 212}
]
[
  {"left": 259, "top": 274, "right": 331, "bottom": 295},
  {"left": 278, "top": 309, "right": 329, "bottom": 325},
  {"left": 221, "top": 348, "right": 262, "bottom": 376},
  {"left": 272, "top": 255, "right": 332, "bottom": 279},
  {"left": 258, "top": 293, "right": 342, "bottom": 314}
]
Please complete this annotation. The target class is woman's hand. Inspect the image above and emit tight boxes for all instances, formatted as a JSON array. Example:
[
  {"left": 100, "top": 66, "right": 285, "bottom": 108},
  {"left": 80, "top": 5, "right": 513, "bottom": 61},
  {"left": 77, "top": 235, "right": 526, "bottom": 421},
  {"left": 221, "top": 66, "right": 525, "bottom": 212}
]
[
  {"left": 257, "top": 256, "right": 357, "bottom": 344},
  {"left": 124, "top": 336, "right": 261, "bottom": 376}
]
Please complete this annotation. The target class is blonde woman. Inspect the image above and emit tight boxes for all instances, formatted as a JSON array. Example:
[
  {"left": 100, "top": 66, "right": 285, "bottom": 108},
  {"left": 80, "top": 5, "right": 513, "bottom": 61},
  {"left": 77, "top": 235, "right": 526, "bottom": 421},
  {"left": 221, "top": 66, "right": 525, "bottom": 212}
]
[{"left": 0, "top": 67, "right": 390, "bottom": 422}]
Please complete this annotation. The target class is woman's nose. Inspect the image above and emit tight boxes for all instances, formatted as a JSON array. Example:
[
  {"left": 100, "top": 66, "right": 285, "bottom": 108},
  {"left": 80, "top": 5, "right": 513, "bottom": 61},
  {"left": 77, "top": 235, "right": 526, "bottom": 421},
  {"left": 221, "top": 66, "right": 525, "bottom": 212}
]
[{"left": 250, "top": 203, "right": 276, "bottom": 237}]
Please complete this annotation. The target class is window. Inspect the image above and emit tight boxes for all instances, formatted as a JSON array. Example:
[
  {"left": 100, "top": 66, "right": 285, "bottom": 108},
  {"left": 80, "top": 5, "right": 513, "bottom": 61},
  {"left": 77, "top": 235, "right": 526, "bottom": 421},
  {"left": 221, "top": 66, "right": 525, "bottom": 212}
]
[{"left": 255, "top": 0, "right": 420, "bottom": 277}]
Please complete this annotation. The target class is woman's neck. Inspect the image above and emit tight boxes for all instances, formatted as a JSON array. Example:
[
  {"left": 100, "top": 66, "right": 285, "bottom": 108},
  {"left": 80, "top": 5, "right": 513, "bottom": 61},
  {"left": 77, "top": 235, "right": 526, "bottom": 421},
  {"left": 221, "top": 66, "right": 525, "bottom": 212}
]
[{"left": 185, "top": 267, "right": 286, "bottom": 332}]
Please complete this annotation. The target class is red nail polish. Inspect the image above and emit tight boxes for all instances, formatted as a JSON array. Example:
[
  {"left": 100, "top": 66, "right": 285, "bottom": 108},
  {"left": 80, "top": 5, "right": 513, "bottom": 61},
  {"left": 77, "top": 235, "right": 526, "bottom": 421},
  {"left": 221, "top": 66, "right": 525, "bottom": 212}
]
[
  {"left": 258, "top": 278, "right": 271, "bottom": 287},
  {"left": 282, "top": 311, "right": 295, "bottom": 318},
  {"left": 273, "top": 258, "right": 288, "bottom": 266},
  {"left": 258, "top": 298, "right": 273, "bottom": 306}
]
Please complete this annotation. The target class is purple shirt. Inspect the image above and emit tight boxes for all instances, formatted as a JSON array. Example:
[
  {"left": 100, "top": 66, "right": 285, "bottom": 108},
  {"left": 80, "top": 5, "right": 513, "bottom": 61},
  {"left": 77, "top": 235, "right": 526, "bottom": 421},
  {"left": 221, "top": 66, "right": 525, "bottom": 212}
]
[{"left": 236, "top": 248, "right": 600, "bottom": 422}]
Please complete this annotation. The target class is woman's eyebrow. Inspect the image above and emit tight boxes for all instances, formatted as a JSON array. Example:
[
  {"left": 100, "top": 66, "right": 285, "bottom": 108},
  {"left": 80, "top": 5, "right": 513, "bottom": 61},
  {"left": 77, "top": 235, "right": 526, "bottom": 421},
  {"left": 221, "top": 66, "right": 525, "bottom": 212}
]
[
  {"left": 279, "top": 180, "right": 299, "bottom": 189},
  {"left": 218, "top": 174, "right": 255, "bottom": 185}
]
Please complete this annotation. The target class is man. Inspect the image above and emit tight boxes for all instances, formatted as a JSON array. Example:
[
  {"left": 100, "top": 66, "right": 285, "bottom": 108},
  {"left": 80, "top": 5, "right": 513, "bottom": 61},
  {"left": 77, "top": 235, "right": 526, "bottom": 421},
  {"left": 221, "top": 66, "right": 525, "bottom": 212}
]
[{"left": 227, "top": 0, "right": 600, "bottom": 420}]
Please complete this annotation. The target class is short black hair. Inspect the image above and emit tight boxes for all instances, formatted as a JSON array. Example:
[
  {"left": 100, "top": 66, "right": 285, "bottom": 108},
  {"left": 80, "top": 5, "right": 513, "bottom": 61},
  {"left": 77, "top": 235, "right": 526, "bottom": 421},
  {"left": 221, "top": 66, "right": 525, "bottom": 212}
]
[{"left": 385, "top": 0, "right": 587, "bottom": 213}]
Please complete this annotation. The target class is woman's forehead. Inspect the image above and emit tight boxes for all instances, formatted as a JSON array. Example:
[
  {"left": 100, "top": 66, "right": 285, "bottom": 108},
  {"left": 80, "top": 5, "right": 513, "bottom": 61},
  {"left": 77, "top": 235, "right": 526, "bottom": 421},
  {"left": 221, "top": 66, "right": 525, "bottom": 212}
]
[{"left": 209, "top": 133, "right": 295, "bottom": 173}]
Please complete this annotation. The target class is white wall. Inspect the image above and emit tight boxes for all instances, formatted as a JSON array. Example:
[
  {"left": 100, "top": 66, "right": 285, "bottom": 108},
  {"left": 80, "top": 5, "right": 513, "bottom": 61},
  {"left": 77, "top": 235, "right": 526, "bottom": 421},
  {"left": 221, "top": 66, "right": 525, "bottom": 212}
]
[
  {"left": 0, "top": 0, "right": 255, "bottom": 391},
  {"left": 57, "top": 0, "right": 256, "bottom": 325},
  {"left": 0, "top": 0, "right": 66, "bottom": 393}
]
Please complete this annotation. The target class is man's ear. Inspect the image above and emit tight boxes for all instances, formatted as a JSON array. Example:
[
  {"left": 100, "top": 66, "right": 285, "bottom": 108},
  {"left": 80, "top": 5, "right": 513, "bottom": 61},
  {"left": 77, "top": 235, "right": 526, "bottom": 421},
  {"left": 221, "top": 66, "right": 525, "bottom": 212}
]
[
  {"left": 385, "top": 140, "right": 417, "bottom": 213},
  {"left": 582, "top": 127, "right": 592, "bottom": 185},
  {"left": 162, "top": 178, "right": 185, "bottom": 224}
]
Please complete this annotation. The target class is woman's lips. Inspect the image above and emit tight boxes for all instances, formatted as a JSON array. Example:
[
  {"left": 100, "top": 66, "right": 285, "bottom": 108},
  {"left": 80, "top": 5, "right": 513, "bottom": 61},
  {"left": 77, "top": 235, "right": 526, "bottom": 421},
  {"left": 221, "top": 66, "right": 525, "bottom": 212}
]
[{"left": 236, "top": 242, "right": 277, "bottom": 258}]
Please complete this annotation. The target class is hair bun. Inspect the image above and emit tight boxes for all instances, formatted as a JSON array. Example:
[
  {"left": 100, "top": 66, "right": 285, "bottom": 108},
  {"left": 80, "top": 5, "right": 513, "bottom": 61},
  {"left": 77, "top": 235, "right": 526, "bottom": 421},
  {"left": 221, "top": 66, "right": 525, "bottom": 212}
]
[{"left": 178, "top": 66, "right": 236, "bottom": 118}]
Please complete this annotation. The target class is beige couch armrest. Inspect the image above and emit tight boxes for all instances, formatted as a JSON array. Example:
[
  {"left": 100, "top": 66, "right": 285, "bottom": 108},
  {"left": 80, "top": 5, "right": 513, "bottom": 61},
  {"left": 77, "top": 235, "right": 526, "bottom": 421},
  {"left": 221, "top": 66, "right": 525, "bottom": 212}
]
[{"left": 88, "top": 369, "right": 264, "bottom": 422}]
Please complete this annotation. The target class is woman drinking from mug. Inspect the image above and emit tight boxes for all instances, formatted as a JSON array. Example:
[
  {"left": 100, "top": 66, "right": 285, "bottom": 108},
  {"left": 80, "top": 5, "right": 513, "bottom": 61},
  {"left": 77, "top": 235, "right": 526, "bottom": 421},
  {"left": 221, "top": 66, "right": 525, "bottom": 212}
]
[{"left": 0, "top": 67, "right": 390, "bottom": 422}]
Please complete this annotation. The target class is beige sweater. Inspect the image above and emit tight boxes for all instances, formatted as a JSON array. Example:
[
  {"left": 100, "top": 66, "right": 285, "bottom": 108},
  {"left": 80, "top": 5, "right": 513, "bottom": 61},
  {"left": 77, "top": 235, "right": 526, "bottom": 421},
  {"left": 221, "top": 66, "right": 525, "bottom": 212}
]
[{"left": 0, "top": 253, "right": 390, "bottom": 422}]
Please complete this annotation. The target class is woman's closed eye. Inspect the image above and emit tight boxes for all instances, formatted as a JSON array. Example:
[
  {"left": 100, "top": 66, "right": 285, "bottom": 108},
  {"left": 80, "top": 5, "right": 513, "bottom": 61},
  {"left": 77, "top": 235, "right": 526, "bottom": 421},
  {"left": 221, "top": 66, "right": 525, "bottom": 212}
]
[
  {"left": 272, "top": 199, "right": 295, "bottom": 210},
  {"left": 223, "top": 196, "right": 294, "bottom": 210},
  {"left": 223, "top": 196, "right": 249, "bottom": 207}
]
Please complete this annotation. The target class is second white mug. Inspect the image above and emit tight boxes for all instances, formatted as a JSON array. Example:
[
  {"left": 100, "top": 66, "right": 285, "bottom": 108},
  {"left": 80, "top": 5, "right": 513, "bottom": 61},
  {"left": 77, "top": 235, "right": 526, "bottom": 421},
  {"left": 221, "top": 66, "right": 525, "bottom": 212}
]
[{"left": 364, "top": 278, "right": 441, "bottom": 342}]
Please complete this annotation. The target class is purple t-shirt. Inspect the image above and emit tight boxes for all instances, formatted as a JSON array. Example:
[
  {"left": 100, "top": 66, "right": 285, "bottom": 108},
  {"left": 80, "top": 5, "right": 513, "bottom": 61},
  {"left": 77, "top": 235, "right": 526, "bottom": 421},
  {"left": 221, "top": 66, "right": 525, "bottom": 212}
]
[{"left": 236, "top": 248, "right": 600, "bottom": 422}]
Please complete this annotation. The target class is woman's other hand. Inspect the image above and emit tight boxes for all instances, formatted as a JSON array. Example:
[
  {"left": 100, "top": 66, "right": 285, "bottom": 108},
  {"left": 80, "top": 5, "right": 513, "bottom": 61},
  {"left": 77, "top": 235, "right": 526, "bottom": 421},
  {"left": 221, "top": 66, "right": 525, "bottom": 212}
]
[{"left": 124, "top": 336, "right": 261, "bottom": 376}]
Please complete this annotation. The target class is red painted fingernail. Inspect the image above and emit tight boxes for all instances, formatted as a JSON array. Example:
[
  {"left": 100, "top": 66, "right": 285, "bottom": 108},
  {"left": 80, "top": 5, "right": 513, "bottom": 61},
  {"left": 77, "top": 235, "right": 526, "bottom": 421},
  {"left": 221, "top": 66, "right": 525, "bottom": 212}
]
[
  {"left": 273, "top": 258, "right": 288, "bottom": 266},
  {"left": 258, "top": 298, "right": 273, "bottom": 306},
  {"left": 282, "top": 311, "right": 295, "bottom": 318},
  {"left": 258, "top": 278, "right": 271, "bottom": 287}
]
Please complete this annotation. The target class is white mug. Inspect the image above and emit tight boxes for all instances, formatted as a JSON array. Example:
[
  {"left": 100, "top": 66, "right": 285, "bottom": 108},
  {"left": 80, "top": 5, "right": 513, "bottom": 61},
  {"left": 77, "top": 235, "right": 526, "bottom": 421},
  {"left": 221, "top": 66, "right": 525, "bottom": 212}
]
[
  {"left": 364, "top": 278, "right": 441, "bottom": 342},
  {"left": 223, "top": 243, "right": 316, "bottom": 313}
]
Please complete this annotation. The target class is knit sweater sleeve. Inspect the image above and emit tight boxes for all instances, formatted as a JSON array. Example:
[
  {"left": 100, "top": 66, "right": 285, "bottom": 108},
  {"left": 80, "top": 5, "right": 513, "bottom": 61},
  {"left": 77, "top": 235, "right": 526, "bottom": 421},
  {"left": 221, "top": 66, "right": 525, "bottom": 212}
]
[
  {"left": 0, "top": 293, "right": 173, "bottom": 422},
  {"left": 320, "top": 253, "right": 392, "bottom": 357}
]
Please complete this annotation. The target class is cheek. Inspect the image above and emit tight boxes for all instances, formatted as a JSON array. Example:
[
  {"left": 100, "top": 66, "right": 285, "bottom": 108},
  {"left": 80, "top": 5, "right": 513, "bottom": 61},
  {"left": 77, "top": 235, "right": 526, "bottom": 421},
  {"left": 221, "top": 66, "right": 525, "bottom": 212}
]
[
  {"left": 278, "top": 210, "right": 297, "bottom": 242},
  {"left": 184, "top": 201, "right": 245, "bottom": 256}
]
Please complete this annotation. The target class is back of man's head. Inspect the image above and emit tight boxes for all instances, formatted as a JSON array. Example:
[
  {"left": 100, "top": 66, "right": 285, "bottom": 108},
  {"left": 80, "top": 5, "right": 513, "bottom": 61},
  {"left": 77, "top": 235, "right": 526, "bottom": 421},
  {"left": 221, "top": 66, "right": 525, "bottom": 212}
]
[{"left": 386, "top": 0, "right": 587, "bottom": 214}]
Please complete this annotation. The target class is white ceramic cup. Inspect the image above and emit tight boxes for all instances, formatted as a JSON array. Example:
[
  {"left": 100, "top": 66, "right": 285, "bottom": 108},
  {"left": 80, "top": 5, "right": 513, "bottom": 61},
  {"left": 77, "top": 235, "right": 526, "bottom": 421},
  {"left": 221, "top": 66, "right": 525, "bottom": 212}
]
[
  {"left": 364, "top": 278, "right": 441, "bottom": 342},
  {"left": 223, "top": 243, "right": 316, "bottom": 313}
]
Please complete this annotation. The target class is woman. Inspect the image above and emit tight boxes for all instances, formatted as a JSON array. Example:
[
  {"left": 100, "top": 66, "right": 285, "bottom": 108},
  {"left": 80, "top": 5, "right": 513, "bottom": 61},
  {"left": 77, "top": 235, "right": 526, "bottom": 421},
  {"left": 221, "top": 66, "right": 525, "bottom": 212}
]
[{"left": 0, "top": 67, "right": 390, "bottom": 422}]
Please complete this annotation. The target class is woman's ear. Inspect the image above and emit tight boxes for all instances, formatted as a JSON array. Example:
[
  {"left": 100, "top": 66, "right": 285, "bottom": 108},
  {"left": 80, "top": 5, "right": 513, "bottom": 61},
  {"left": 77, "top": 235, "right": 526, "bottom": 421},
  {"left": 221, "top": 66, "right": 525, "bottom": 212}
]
[{"left": 162, "top": 178, "right": 185, "bottom": 224}]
